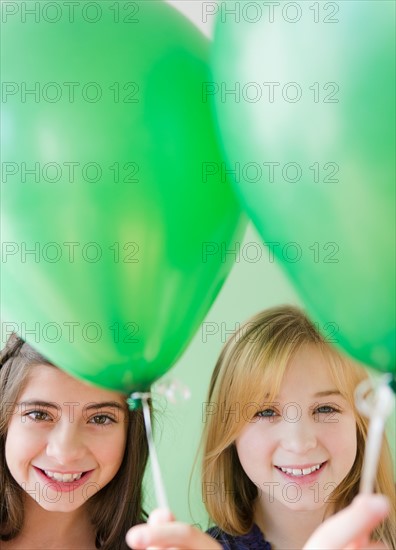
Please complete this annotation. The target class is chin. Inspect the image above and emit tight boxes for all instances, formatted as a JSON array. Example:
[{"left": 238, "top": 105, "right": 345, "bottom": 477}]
[
  {"left": 27, "top": 491, "right": 87, "bottom": 513},
  {"left": 282, "top": 499, "right": 325, "bottom": 512},
  {"left": 37, "top": 499, "right": 86, "bottom": 513}
]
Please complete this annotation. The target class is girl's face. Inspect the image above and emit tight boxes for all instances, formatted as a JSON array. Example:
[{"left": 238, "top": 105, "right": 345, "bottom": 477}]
[
  {"left": 5, "top": 364, "right": 127, "bottom": 512},
  {"left": 235, "top": 344, "right": 358, "bottom": 512}
]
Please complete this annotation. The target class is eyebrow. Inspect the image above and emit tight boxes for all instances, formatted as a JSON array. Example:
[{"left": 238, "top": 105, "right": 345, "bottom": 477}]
[
  {"left": 84, "top": 401, "right": 126, "bottom": 411},
  {"left": 262, "top": 390, "right": 345, "bottom": 400},
  {"left": 17, "top": 400, "right": 126, "bottom": 411},
  {"left": 313, "top": 390, "right": 343, "bottom": 398},
  {"left": 17, "top": 400, "right": 59, "bottom": 409}
]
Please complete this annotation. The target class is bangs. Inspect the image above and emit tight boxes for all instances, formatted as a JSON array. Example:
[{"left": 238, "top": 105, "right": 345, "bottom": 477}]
[
  {"left": 210, "top": 331, "right": 312, "bottom": 448},
  {"left": 320, "top": 345, "right": 369, "bottom": 410}
]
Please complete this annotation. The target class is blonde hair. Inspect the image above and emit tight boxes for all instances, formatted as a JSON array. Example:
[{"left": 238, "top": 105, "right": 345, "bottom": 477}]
[{"left": 201, "top": 305, "right": 395, "bottom": 547}]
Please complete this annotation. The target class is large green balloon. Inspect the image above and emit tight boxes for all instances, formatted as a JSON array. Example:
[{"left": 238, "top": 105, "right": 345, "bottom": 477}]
[
  {"left": 1, "top": 1, "right": 245, "bottom": 391},
  {"left": 212, "top": 1, "right": 395, "bottom": 373}
]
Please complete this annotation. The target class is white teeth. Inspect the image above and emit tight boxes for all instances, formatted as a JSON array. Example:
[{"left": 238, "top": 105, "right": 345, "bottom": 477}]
[
  {"left": 44, "top": 470, "right": 83, "bottom": 482},
  {"left": 279, "top": 463, "right": 322, "bottom": 476}
]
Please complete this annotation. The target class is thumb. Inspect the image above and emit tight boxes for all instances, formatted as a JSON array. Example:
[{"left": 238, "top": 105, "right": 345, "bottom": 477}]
[{"left": 304, "top": 495, "right": 389, "bottom": 550}]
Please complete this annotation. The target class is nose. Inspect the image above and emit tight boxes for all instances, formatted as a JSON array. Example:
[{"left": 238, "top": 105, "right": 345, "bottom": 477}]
[
  {"left": 279, "top": 413, "right": 317, "bottom": 454},
  {"left": 46, "top": 422, "right": 86, "bottom": 465}
]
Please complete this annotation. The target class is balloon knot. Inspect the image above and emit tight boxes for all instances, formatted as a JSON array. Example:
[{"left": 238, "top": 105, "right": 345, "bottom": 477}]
[
  {"left": 389, "top": 374, "right": 396, "bottom": 394},
  {"left": 127, "top": 391, "right": 151, "bottom": 410}
]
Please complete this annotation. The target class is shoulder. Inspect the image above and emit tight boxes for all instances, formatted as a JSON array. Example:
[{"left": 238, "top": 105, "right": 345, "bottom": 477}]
[{"left": 207, "top": 524, "right": 272, "bottom": 550}]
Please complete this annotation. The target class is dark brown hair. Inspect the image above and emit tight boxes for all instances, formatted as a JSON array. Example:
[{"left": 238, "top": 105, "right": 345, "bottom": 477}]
[{"left": 0, "top": 333, "right": 148, "bottom": 549}]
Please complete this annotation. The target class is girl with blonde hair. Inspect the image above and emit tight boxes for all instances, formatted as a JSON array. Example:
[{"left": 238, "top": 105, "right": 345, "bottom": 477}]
[{"left": 128, "top": 305, "right": 395, "bottom": 549}]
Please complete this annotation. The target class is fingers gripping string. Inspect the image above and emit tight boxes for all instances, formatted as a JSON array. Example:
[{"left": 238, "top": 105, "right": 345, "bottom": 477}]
[{"left": 128, "top": 392, "right": 169, "bottom": 510}]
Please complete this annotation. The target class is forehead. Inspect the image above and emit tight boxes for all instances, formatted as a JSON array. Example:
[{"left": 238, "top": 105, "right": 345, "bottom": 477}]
[
  {"left": 19, "top": 364, "right": 126, "bottom": 407},
  {"left": 280, "top": 344, "right": 339, "bottom": 396},
  {"left": 237, "top": 342, "right": 341, "bottom": 408}
]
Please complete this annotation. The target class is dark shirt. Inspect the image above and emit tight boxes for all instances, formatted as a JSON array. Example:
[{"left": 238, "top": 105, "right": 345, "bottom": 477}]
[{"left": 207, "top": 524, "right": 272, "bottom": 550}]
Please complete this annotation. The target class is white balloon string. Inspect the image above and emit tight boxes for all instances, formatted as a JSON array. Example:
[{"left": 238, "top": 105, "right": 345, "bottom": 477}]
[
  {"left": 355, "top": 376, "right": 395, "bottom": 494},
  {"left": 130, "top": 392, "right": 169, "bottom": 510}
]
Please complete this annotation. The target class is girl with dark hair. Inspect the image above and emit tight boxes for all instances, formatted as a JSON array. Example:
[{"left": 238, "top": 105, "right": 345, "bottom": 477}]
[{"left": 0, "top": 333, "right": 148, "bottom": 549}]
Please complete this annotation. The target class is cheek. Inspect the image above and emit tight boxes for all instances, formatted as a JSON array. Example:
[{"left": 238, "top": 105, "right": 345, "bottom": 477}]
[
  {"left": 6, "top": 418, "right": 47, "bottom": 455},
  {"left": 324, "top": 417, "right": 357, "bottom": 467},
  {"left": 236, "top": 425, "right": 276, "bottom": 473},
  {"left": 95, "top": 429, "right": 126, "bottom": 471},
  {"left": 5, "top": 420, "right": 35, "bottom": 481},
  {"left": 6, "top": 418, "right": 29, "bottom": 460}
]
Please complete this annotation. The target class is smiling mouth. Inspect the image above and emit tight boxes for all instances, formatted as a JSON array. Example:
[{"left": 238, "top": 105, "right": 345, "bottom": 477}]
[
  {"left": 274, "top": 462, "right": 327, "bottom": 477},
  {"left": 38, "top": 468, "right": 91, "bottom": 483}
]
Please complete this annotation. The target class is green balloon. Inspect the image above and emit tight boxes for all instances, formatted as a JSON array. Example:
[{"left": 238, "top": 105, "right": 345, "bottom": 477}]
[
  {"left": 212, "top": 1, "right": 395, "bottom": 373},
  {"left": 1, "top": 1, "right": 246, "bottom": 391}
]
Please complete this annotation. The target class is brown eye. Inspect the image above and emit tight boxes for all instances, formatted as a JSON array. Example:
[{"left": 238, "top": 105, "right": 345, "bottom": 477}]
[
  {"left": 27, "top": 411, "right": 51, "bottom": 422},
  {"left": 90, "top": 415, "right": 113, "bottom": 425}
]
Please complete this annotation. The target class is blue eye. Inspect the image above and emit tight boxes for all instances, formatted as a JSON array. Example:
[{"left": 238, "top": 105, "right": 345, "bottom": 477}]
[
  {"left": 315, "top": 405, "right": 339, "bottom": 414},
  {"left": 256, "top": 409, "right": 278, "bottom": 418}
]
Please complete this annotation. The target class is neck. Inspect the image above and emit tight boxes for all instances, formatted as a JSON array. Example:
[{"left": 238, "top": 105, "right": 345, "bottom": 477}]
[
  {"left": 6, "top": 496, "right": 95, "bottom": 549},
  {"left": 254, "top": 495, "right": 330, "bottom": 550}
]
